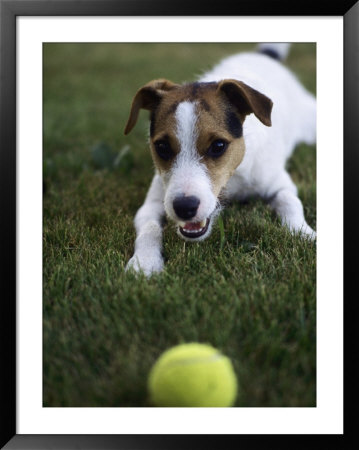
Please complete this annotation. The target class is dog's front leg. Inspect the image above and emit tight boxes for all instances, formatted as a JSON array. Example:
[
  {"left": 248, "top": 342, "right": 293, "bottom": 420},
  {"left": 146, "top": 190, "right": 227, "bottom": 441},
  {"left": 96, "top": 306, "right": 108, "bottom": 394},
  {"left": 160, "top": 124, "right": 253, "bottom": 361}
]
[
  {"left": 126, "top": 174, "right": 165, "bottom": 276},
  {"left": 269, "top": 171, "right": 316, "bottom": 239}
]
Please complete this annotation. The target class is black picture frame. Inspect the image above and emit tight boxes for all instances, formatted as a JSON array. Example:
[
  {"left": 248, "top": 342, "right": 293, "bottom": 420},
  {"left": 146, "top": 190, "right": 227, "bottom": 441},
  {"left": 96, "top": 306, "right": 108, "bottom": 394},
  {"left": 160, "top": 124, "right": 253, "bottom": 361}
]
[{"left": 1, "top": 0, "right": 357, "bottom": 448}]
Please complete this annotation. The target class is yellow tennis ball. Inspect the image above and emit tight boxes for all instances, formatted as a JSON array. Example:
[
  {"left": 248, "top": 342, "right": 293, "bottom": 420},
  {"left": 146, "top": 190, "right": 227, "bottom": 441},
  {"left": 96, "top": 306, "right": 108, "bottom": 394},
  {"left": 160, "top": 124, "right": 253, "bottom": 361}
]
[{"left": 148, "top": 343, "right": 238, "bottom": 407}]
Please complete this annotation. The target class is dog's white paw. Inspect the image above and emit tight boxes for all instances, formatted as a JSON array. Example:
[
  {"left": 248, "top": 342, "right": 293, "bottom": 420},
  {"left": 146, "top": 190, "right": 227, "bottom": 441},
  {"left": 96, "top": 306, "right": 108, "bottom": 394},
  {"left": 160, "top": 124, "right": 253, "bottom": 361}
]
[
  {"left": 304, "top": 228, "right": 316, "bottom": 240},
  {"left": 288, "top": 223, "right": 316, "bottom": 241},
  {"left": 126, "top": 251, "right": 164, "bottom": 277},
  {"left": 297, "top": 223, "right": 316, "bottom": 240}
]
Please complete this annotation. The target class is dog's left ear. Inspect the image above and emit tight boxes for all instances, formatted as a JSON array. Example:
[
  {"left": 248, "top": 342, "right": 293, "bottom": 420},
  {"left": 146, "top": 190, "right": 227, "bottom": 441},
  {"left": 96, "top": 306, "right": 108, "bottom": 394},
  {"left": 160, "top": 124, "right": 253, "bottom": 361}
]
[
  {"left": 124, "top": 79, "right": 179, "bottom": 135},
  {"left": 218, "top": 79, "right": 273, "bottom": 126}
]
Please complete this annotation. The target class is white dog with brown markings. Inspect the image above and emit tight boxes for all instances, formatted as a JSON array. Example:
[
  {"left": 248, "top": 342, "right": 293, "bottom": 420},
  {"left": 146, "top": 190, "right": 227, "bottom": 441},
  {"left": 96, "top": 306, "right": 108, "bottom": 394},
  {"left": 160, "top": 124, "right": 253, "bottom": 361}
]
[{"left": 124, "top": 43, "right": 316, "bottom": 276}]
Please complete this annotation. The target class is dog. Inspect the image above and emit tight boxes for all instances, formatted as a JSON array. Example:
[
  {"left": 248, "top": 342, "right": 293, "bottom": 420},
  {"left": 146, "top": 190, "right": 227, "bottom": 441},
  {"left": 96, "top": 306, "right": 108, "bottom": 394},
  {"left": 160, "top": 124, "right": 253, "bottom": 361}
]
[{"left": 124, "top": 43, "right": 316, "bottom": 276}]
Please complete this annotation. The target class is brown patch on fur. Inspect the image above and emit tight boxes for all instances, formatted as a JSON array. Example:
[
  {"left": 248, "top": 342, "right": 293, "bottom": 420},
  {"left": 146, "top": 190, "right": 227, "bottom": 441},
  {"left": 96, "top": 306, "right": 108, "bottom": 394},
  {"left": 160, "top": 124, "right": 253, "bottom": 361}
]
[
  {"left": 200, "top": 99, "right": 211, "bottom": 111},
  {"left": 144, "top": 82, "right": 220, "bottom": 141}
]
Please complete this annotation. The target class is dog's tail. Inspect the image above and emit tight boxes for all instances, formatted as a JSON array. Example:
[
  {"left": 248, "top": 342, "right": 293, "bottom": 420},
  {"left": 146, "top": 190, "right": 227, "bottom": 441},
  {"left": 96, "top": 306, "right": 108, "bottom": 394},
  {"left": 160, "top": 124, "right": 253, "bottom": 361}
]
[{"left": 257, "top": 43, "right": 291, "bottom": 61}]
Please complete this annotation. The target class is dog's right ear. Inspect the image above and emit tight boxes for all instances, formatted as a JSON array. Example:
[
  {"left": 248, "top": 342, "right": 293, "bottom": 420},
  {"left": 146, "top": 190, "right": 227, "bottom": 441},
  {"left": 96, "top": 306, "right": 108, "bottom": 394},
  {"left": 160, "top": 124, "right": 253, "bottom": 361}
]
[
  {"left": 217, "top": 79, "right": 273, "bottom": 126},
  {"left": 124, "top": 79, "right": 179, "bottom": 135}
]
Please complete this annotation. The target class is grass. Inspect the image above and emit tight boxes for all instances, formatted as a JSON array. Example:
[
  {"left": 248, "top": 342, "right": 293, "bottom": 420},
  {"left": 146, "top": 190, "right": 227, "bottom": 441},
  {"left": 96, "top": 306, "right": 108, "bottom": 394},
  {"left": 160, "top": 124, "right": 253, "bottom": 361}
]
[{"left": 43, "top": 43, "right": 316, "bottom": 407}]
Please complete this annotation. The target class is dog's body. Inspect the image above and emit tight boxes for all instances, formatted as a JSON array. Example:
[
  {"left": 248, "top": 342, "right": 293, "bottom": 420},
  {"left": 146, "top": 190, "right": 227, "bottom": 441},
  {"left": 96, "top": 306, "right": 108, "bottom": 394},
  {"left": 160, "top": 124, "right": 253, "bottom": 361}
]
[{"left": 125, "top": 44, "right": 316, "bottom": 276}]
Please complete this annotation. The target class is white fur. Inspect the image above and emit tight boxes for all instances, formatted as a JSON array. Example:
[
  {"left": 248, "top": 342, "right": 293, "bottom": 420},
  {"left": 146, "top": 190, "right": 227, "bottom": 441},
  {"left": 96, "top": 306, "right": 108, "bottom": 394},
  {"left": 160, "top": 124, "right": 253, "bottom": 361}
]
[
  {"left": 126, "top": 44, "right": 316, "bottom": 276},
  {"left": 175, "top": 101, "right": 198, "bottom": 159},
  {"left": 162, "top": 101, "right": 217, "bottom": 226}
]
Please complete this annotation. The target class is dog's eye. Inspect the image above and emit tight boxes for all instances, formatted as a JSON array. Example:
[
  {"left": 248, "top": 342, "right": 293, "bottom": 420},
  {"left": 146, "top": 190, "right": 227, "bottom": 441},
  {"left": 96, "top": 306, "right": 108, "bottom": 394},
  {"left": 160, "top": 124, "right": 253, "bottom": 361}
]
[
  {"left": 154, "top": 140, "right": 174, "bottom": 161},
  {"left": 207, "top": 139, "right": 228, "bottom": 158}
]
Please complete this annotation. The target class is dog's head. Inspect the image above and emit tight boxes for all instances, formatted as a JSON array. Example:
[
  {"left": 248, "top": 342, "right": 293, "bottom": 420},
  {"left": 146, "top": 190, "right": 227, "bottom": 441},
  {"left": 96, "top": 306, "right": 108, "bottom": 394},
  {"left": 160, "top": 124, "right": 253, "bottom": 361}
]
[{"left": 125, "top": 79, "right": 272, "bottom": 241}]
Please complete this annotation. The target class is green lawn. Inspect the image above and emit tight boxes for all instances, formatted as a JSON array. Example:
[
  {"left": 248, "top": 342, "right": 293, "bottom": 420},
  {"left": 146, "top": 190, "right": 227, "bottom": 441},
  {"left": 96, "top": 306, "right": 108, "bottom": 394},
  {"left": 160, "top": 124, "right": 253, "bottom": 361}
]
[{"left": 43, "top": 43, "right": 316, "bottom": 407}]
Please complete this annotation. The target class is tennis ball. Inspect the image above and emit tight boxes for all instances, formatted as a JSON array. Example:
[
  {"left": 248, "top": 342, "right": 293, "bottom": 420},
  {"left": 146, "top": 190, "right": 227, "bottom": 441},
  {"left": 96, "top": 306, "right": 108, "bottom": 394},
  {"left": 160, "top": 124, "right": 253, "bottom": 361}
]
[{"left": 148, "top": 343, "right": 238, "bottom": 407}]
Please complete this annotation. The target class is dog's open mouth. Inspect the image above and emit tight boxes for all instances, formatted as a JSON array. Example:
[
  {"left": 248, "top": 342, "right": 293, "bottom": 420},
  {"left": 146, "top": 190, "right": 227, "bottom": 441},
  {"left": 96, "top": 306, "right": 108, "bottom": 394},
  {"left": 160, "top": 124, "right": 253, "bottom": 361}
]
[{"left": 178, "top": 218, "right": 210, "bottom": 238}]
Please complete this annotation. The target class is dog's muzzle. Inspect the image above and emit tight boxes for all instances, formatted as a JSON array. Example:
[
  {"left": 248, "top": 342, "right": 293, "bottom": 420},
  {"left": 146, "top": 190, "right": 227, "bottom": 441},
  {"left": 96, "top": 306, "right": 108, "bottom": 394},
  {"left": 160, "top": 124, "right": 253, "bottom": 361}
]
[{"left": 172, "top": 195, "right": 211, "bottom": 239}]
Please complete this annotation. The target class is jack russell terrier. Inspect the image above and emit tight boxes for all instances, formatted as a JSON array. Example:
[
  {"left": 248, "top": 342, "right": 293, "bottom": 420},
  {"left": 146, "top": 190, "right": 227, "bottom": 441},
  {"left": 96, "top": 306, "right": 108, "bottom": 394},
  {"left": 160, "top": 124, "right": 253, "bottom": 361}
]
[{"left": 124, "top": 43, "right": 316, "bottom": 276}]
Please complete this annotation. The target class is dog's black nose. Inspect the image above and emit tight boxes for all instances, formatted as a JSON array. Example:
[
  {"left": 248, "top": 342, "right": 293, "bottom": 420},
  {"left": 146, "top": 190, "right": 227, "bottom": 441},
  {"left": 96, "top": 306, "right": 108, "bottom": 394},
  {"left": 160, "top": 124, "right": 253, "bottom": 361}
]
[{"left": 173, "top": 195, "right": 200, "bottom": 220}]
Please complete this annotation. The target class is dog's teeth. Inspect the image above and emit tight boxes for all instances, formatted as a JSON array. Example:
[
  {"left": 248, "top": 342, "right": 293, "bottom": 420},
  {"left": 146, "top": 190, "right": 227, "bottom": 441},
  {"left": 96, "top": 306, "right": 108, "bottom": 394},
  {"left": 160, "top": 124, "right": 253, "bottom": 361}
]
[
  {"left": 178, "top": 221, "right": 186, "bottom": 227},
  {"left": 200, "top": 219, "right": 207, "bottom": 228}
]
